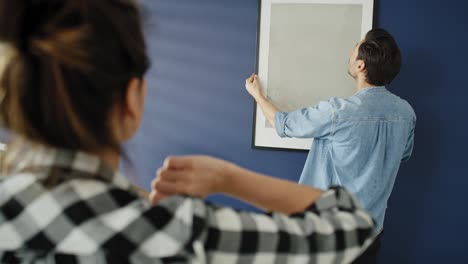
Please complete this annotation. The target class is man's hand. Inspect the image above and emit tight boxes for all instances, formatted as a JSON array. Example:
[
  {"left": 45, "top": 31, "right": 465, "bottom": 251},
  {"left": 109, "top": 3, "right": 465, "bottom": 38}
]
[
  {"left": 245, "top": 73, "right": 263, "bottom": 100},
  {"left": 149, "top": 156, "right": 231, "bottom": 205},
  {"left": 244, "top": 73, "right": 279, "bottom": 127}
]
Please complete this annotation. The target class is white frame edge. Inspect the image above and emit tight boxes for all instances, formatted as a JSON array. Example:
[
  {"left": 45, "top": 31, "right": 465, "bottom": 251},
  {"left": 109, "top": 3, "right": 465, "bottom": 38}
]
[{"left": 254, "top": 0, "right": 374, "bottom": 150}]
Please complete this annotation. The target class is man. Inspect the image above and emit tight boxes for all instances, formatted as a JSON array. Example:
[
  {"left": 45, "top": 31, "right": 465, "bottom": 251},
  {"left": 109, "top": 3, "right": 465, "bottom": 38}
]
[{"left": 245, "top": 28, "right": 416, "bottom": 262}]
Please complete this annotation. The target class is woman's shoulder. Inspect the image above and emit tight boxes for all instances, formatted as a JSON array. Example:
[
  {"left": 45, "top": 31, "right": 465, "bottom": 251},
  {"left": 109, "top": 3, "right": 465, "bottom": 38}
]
[{"left": 0, "top": 172, "right": 199, "bottom": 261}]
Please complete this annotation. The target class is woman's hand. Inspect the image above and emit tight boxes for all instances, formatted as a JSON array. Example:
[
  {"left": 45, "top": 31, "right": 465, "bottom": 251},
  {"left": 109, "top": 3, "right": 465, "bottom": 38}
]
[
  {"left": 149, "top": 155, "right": 232, "bottom": 205},
  {"left": 149, "top": 154, "right": 324, "bottom": 214}
]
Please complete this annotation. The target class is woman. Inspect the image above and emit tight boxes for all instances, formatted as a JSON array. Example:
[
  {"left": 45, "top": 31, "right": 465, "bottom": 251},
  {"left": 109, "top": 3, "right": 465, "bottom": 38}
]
[{"left": 0, "top": 0, "right": 374, "bottom": 263}]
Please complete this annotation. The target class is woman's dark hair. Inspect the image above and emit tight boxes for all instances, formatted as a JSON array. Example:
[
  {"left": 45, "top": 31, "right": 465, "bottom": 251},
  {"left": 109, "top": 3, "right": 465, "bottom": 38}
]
[
  {"left": 357, "top": 28, "right": 401, "bottom": 86},
  {"left": 0, "top": 0, "right": 150, "bottom": 152}
]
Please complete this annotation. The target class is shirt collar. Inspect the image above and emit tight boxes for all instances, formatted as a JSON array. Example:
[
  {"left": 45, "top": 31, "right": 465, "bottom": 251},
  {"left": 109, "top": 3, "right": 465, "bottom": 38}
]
[
  {"left": 6, "top": 144, "right": 132, "bottom": 191},
  {"left": 355, "top": 86, "right": 386, "bottom": 95}
]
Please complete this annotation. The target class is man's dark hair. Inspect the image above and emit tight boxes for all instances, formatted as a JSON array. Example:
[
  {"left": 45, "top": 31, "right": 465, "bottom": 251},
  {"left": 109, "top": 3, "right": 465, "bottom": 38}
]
[{"left": 357, "top": 28, "right": 401, "bottom": 86}]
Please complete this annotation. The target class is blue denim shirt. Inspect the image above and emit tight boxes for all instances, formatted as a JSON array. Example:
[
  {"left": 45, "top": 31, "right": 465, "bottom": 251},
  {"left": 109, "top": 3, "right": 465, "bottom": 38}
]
[{"left": 275, "top": 87, "right": 416, "bottom": 232}]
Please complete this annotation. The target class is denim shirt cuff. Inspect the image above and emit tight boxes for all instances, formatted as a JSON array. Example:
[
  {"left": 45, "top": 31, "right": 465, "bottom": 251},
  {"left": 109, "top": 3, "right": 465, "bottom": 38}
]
[{"left": 275, "top": 112, "right": 288, "bottom": 137}]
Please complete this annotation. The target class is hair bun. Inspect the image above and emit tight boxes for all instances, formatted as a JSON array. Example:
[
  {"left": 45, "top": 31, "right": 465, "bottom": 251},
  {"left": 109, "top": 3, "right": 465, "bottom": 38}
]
[
  {"left": 0, "top": 0, "right": 68, "bottom": 51},
  {"left": 0, "top": 0, "right": 29, "bottom": 49},
  {"left": 0, "top": 1, "right": 90, "bottom": 70}
]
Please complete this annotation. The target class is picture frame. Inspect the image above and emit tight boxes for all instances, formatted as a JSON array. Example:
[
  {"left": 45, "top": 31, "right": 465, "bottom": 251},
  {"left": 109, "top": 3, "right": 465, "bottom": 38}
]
[{"left": 252, "top": 0, "right": 374, "bottom": 150}]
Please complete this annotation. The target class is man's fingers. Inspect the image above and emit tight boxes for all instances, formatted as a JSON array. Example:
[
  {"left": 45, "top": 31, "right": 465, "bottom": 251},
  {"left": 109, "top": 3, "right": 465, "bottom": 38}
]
[{"left": 246, "top": 73, "right": 255, "bottom": 83}]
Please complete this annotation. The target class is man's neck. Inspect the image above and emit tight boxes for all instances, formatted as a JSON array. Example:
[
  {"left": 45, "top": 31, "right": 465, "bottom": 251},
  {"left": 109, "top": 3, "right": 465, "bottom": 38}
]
[{"left": 356, "top": 77, "right": 376, "bottom": 91}]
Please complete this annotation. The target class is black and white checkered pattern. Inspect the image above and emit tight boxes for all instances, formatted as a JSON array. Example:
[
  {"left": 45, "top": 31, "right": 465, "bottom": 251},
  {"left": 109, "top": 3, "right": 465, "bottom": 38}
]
[{"left": 0, "top": 147, "right": 375, "bottom": 263}]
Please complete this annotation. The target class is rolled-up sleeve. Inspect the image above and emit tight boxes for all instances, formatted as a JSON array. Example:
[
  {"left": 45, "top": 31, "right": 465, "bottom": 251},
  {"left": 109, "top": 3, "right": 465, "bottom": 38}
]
[{"left": 275, "top": 100, "right": 335, "bottom": 139}]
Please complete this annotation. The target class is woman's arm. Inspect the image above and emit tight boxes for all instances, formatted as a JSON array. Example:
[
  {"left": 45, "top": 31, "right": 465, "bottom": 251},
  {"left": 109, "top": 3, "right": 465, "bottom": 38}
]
[
  {"left": 144, "top": 187, "right": 375, "bottom": 263},
  {"left": 149, "top": 155, "right": 323, "bottom": 214},
  {"left": 220, "top": 161, "right": 324, "bottom": 214},
  {"left": 147, "top": 156, "right": 375, "bottom": 262}
]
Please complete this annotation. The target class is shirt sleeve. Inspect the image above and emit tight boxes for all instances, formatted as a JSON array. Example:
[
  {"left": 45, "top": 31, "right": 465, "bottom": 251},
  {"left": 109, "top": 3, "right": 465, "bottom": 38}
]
[
  {"left": 402, "top": 119, "right": 416, "bottom": 162},
  {"left": 275, "top": 100, "right": 335, "bottom": 139},
  {"left": 131, "top": 187, "right": 375, "bottom": 263}
]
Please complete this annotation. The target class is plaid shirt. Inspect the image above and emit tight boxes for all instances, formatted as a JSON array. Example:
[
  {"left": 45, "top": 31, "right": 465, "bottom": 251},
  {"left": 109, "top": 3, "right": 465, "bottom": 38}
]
[{"left": 0, "top": 147, "right": 375, "bottom": 263}]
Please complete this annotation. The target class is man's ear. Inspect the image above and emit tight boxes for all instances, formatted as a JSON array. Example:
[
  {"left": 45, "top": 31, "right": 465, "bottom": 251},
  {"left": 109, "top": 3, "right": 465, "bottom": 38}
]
[{"left": 357, "top": 60, "right": 366, "bottom": 73}]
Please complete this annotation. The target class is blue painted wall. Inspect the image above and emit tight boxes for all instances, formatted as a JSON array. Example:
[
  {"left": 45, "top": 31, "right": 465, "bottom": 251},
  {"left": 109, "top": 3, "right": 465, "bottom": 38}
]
[
  {"left": 373, "top": 0, "right": 468, "bottom": 263},
  {"left": 126, "top": 0, "right": 468, "bottom": 262}
]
